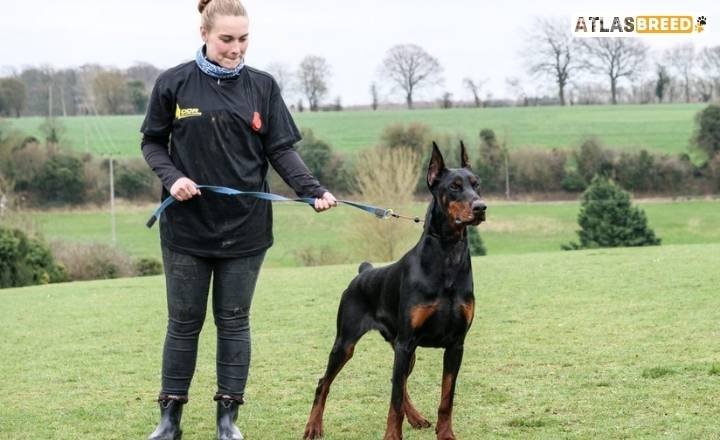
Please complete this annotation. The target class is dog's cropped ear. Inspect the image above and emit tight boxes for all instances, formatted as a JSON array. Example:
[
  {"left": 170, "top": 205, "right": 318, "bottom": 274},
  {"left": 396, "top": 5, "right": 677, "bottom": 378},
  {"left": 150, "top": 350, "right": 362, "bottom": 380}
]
[
  {"left": 427, "top": 141, "right": 446, "bottom": 188},
  {"left": 460, "top": 141, "right": 471, "bottom": 169}
]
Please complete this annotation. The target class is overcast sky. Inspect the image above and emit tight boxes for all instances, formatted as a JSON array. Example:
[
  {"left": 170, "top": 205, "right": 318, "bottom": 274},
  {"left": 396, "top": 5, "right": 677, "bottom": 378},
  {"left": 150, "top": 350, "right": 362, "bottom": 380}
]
[{"left": 2, "top": 0, "right": 718, "bottom": 106}]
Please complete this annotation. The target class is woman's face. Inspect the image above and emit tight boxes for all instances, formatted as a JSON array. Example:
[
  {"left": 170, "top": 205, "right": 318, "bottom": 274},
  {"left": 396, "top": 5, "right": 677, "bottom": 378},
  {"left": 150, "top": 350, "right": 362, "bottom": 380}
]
[{"left": 201, "top": 14, "right": 249, "bottom": 69}]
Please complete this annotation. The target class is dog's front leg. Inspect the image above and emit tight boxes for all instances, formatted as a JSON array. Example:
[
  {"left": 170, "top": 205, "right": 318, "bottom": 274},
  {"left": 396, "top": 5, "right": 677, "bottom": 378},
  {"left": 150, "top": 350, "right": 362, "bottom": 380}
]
[
  {"left": 384, "top": 342, "right": 415, "bottom": 440},
  {"left": 436, "top": 343, "right": 464, "bottom": 440}
]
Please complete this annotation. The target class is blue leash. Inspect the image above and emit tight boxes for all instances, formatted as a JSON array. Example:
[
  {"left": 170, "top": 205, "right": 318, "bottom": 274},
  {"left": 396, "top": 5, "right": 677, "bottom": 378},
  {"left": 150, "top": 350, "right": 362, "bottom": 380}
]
[{"left": 146, "top": 185, "right": 414, "bottom": 228}]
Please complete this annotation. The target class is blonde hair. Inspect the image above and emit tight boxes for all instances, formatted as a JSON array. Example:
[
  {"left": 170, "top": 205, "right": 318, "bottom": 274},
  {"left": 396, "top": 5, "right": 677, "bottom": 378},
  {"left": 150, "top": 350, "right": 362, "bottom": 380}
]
[{"left": 198, "top": 0, "right": 247, "bottom": 30}]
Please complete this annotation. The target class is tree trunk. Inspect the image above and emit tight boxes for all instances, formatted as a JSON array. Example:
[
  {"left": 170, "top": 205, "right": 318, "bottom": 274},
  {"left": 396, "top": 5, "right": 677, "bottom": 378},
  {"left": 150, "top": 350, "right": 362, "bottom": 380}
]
[
  {"left": 610, "top": 77, "right": 618, "bottom": 105},
  {"left": 406, "top": 93, "right": 413, "bottom": 109},
  {"left": 559, "top": 83, "right": 566, "bottom": 106}
]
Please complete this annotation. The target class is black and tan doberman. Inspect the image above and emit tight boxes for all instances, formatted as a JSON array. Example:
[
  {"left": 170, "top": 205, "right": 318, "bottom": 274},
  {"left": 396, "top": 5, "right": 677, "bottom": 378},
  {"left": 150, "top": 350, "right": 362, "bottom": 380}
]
[{"left": 304, "top": 142, "right": 486, "bottom": 440}]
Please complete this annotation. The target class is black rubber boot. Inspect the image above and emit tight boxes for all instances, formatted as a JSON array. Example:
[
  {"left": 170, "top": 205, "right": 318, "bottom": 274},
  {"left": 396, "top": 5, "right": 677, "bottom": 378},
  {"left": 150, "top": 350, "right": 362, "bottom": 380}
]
[
  {"left": 215, "top": 394, "right": 244, "bottom": 440},
  {"left": 148, "top": 395, "right": 187, "bottom": 440}
]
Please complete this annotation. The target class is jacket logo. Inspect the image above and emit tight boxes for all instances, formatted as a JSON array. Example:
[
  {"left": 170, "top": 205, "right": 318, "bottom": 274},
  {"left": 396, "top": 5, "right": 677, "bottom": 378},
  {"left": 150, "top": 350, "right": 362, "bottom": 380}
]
[
  {"left": 175, "top": 104, "right": 202, "bottom": 120},
  {"left": 251, "top": 111, "right": 263, "bottom": 132}
]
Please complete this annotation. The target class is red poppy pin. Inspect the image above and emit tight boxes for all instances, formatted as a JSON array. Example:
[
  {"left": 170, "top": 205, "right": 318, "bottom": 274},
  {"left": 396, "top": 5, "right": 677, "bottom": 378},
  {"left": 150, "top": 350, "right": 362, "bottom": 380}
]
[{"left": 251, "top": 111, "right": 263, "bottom": 132}]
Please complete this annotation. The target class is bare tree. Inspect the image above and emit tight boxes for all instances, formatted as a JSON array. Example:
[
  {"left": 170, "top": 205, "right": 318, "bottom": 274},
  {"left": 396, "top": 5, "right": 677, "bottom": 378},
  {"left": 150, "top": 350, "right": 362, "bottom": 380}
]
[
  {"left": 700, "top": 45, "right": 720, "bottom": 100},
  {"left": 695, "top": 77, "right": 714, "bottom": 102},
  {"left": 297, "top": 55, "right": 330, "bottom": 112},
  {"left": 125, "top": 62, "right": 161, "bottom": 90},
  {"left": 505, "top": 77, "right": 528, "bottom": 106},
  {"left": 378, "top": 44, "right": 443, "bottom": 109},
  {"left": 369, "top": 82, "right": 379, "bottom": 110},
  {"left": 0, "top": 78, "right": 26, "bottom": 117},
  {"left": 525, "top": 17, "right": 579, "bottom": 106},
  {"left": 265, "top": 62, "right": 293, "bottom": 97},
  {"left": 92, "top": 70, "right": 129, "bottom": 114},
  {"left": 580, "top": 38, "right": 648, "bottom": 104},
  {"left": 665, "top": 43, "right": 695, "bottom": 103},
  {"left": 463, "top": 78, "right": 487, "bottom": 107}
]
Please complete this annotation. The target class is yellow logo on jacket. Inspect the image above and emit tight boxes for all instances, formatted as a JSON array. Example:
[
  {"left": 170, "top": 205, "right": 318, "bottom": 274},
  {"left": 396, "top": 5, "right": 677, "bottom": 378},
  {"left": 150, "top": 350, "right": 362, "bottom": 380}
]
[{"left": 175, "top": 104, "right": 202, "bottom": 120}]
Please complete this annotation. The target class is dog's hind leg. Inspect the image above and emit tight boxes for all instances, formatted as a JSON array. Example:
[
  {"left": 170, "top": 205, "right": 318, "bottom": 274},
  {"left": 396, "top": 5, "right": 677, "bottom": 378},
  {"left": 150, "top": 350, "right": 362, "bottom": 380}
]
[
  {"left": 303, "top": 301, "right": 370, "bottom": 439},
  {"left": 403, "top": 352, "right": 432, "bottom": 429}
]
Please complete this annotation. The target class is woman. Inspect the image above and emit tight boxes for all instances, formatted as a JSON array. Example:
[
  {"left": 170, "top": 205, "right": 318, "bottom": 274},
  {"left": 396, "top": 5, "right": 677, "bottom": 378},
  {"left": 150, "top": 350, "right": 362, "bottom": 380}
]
[{"left": 141, "top": 1, "right": 336, "bottom": 439}]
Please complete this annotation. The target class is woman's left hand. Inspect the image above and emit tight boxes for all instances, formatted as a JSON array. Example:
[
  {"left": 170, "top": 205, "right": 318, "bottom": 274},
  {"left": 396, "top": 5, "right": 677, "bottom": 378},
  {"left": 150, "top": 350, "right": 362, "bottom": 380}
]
[{"left": 314, "top": 192, "right": 337, "bottom": 212}]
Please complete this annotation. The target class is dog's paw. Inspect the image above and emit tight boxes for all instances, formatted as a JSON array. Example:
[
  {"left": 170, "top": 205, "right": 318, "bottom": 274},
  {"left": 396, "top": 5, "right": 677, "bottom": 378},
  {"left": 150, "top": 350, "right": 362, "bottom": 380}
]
[
  {"left": 406, "top": 413, "right": 432, "bottom": 429},
  {"left": 303, "top": 423, "right": 324, "bottom": 439},
  {"left": 435, "top": 425, "right": 456, "bottom": 440},
  {"left": 697, "top": 16, "right": 707, "bottom": 25}
]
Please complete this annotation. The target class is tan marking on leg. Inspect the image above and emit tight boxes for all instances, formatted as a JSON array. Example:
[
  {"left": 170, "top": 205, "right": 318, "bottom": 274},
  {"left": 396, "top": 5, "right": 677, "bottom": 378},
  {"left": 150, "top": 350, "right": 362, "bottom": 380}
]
[
  {"left": 304, "top": 343, "right": 356, "bottom": 439},
  {"left": 410, "top": 302, "right": 439, "bottom": 329},
  {"left": 384, "top": 403, "right": 404, "bottom": 440},
  {"left": 459, "top": 301, "right": 474, "bottom": 326},
  {"left": 436, "top": 373, "right": 455, "bottom": 439}
]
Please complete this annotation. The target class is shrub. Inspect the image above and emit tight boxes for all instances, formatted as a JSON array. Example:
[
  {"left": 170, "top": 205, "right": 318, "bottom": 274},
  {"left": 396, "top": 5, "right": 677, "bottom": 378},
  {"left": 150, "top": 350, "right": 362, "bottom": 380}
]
[
  {"left": 379, "top": 122, "right": 432, "bottom": 155},
  {"left": 351, "top": 146, "right": 421, "bottom": 262},
  {"left": 50, "top": 241, "right": 134, "bottom": 281},
  {"left": 113, "top": 158, "right": 158, "bottom": 200},
  {"left": 614, "top": 150, "right": 656, "bottom": 192},
  {"left": 296, "top": 128, "right": 354, "bottom": 194},
  {"left": 509, "top": 149, "right": 567, "bottom": 192},
  {"left": 0, "top": 227, "right": 67, "bottom": 288},
  {"left": 33, "top": 153, "right": 86, "bottom": 204},
  {"left": 467, "top": 227, "right": 486, "bottom": 256},
  {"left": 135, "top": 257, "right": 163, "bottom": 276},
  {"left": 693, "top": 104, "right": 720, "bottom": 158},
  {"left": 561, "top": 170, "right": 587, "bottom": 192},
  {"left": 574, "top": 137, "right": 614, "bottom": 183},
  {"left": 474, "top": 129, "right": 505, "bottom": 192},
  {"left": 563, "top": 176, "right": 661, "bottom": 250},
  {"left": 296, "top": 128, "right": 333, "bottom": 183},
  {"left": 5, "top": 137, "right": 48, "bottom": 195}
]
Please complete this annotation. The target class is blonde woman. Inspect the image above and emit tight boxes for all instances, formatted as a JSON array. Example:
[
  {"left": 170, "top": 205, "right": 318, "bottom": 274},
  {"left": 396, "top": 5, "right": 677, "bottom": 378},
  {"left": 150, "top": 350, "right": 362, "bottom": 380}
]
[{"left": 141, "top": 1, "right": 336, "bottom": 438}]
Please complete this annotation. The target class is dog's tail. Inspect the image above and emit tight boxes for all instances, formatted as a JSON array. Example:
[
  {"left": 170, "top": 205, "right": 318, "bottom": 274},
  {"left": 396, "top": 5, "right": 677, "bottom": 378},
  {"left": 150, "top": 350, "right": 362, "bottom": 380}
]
[{"left": 358, "top": 261, "right": 373, "bottom": 273}]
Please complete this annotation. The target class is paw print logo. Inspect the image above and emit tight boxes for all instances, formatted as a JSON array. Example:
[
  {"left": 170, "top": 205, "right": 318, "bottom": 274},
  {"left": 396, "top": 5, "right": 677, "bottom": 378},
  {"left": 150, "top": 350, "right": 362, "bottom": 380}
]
[{"left": 695, "top": 16, "right": 707, "bottom": 33}]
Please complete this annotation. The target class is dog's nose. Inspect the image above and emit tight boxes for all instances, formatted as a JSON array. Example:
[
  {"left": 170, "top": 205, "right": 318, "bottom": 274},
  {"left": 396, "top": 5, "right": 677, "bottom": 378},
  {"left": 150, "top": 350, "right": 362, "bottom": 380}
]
[{"left": 472, "top": 200, "right": 487, "bottom": 215}]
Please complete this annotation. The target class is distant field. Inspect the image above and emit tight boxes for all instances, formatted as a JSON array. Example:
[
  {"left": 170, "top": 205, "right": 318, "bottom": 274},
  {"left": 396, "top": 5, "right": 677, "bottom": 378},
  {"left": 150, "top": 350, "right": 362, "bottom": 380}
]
[
  {"left": 3, "top": 103, "right": 705, "bottom": 157},
  {"left": 2, "top": 243, "right": 719, "bottom": 438},
  {"left": 19, "top": 198, "right": 720, "bottom": 267}
]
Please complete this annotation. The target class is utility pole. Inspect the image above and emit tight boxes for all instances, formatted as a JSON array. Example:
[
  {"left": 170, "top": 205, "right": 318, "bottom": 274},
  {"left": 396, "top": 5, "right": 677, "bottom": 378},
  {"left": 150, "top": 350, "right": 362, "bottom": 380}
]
[{"left": 109, "top": 156, "right": 117, "bottom": 246}]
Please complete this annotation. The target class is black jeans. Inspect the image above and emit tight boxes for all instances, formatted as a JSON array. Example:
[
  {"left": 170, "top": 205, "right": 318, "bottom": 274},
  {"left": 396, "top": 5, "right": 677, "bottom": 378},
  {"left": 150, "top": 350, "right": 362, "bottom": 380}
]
[{"left": 159, "top": 246, "right": 266, "bottom": 399}]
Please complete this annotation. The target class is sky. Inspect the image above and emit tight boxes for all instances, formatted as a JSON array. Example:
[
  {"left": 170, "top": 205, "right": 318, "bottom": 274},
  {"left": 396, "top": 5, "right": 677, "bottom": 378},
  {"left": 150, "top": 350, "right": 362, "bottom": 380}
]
[{"left": 1, "top": 0, "right": 718, "bottom": 106}]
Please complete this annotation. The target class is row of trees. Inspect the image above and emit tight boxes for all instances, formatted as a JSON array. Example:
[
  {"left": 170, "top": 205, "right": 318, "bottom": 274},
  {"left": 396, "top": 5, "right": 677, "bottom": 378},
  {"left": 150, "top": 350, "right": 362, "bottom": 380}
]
[
  {"left": 0, "top": 63, "right": 161, "bottom": 117},
  {"left": 1, "top": 37, "right": 720, "bottom": 117},
  {"left": 526, "top": 18, "right": 720, "bottom": 106}
]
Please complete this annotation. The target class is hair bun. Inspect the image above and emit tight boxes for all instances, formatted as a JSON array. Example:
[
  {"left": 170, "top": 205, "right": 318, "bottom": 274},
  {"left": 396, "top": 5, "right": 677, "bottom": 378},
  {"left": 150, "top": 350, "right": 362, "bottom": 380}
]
[{"left": 198, "top": 0, "right": 213, "bottom": 13}]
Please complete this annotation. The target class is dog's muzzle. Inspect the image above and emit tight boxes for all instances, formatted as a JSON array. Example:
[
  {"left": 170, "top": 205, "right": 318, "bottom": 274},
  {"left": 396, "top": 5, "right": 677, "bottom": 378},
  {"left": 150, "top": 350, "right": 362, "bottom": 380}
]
[{"left": 471, "top": 200, "right": 487, "bottom": 225}]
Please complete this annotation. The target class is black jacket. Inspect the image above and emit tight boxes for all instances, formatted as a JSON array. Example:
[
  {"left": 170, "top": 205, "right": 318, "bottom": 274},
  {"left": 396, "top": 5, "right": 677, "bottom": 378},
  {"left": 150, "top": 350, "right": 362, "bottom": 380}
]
[{"left": 141, "top": 61, "right": 326, "bottom": 257}]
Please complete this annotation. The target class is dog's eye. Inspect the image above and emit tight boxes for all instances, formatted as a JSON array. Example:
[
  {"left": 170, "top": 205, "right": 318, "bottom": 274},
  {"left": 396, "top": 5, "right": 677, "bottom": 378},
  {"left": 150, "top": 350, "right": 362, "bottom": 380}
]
[
  {"left": 471, "top": 181, "right": 480, "bottom": 189},
  {"left": 449, "top": 184, "right": 461, "bottom": 192}
]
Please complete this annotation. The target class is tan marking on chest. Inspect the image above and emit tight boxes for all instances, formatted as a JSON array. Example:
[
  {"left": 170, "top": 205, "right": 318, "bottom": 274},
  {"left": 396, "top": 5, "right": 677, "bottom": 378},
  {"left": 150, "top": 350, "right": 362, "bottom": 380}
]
[
  {"left": 459, "top": 301, "right": 475, "bottom": 325},
  {"left": 410, "top": 302, "right": 439, "bottom": 329}
]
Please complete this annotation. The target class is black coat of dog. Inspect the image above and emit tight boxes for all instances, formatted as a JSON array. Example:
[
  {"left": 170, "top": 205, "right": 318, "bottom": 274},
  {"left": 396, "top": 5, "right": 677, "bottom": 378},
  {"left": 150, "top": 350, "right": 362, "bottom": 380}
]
[{"left": 304, "top": 142, "right": 486, "bottom": 440}]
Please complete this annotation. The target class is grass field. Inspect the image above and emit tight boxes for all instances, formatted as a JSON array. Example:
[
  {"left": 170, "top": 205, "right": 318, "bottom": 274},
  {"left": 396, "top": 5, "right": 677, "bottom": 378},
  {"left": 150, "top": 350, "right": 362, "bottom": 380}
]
[
  {"left": 20, "top": 198, "right": 720, "bottom": 267},
  {"left": 1, "top": 243, "right": 718, "bottom": 438},
  {"left": 4, "top": 103, "right": 706, "bottom": 158}
]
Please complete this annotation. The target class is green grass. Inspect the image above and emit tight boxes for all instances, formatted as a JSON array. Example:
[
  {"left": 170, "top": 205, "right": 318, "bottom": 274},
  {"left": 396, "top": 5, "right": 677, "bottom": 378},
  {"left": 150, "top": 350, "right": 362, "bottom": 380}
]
[
  {"left": 1, "top": 243, "right": 719, "bottom": 438},
  {"left": 4, "top": 103, "right": 706, "bottom": 157},
  {"left": 23, "top": 198, "right": 720, "bottom": 267}
]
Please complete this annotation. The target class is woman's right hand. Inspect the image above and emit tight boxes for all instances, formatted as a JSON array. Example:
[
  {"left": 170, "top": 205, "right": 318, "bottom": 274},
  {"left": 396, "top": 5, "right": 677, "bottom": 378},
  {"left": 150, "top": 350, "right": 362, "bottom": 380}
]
[{"left": 170, "top": 177, "right": 201, "bottom": 201}]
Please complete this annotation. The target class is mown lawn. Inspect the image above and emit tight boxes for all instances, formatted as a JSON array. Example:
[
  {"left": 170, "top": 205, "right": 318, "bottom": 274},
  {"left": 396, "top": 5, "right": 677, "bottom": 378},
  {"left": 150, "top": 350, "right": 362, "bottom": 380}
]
[
  {"left": 4, "top": 103, "right": 706, "bottom": 157},
  {"left": 22, "top": 198, "right": 720, "bottom": 267},
  {"left": 1, "top": 243, "right": 718, "bottom": 438}
]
